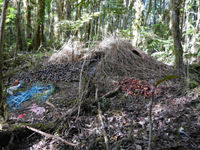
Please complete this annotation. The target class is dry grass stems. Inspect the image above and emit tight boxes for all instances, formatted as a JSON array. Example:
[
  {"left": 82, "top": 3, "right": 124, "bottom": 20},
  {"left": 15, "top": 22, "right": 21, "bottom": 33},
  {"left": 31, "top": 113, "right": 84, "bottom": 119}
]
[
  {"left": 48, "top": 41, "right": 86, "bottom": 64},
  {"left": 93, "top": 37, "right": 175, "bottom": 82},
  {"left": 86, "top": 37, "right": 180, "bottom": 95}
]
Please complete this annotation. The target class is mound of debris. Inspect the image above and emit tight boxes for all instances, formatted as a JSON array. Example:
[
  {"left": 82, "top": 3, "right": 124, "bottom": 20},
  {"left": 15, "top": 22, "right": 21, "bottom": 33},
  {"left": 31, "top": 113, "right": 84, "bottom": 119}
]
[
  {"left": 85, "top": 37, "right": 179, "bottom": 96},
  {"left": 92, "top": 38, "right": 174, "bottom": 80},
  {"left": 14, "top": 37, "right": 179, "bottom": 93}
]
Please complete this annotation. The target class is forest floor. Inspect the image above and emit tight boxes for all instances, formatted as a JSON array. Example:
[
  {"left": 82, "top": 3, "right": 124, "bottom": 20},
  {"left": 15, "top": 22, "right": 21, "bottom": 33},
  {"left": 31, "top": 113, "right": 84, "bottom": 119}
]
[{"left": 2, "top": 38, "right": 200, "bottom": 150}]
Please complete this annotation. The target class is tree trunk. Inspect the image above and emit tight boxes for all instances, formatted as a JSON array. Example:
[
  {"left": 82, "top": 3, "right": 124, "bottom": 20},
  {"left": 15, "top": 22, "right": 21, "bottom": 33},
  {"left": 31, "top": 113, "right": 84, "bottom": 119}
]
[
  {"left": 23, "top": 0, "right": 32, "bottom": 50},
  {"left": 154, "top": 0, "right": 157, "bottom": 24},
  {"left": 49, "top": 1, "right": 55, "bottom": 41},
  {"left": 0, "top": 0, "right": 9, "bottom": 120},
  {"left": 75, "top": 0, "right": 82, "bottom": 39},
  {"left": 97, "top": 1, "right": 103, "bottom": 40},
  {"left": 159, "top": 0, "right": 162, "bottom": 14},
  {"left": 190, "top": 0, "right": 200, "bottom": 62},
  {"left": 170, "top": 0, "right": 184, "bottom": 75},
  {"left": 15, "top": 0, "right": 23, "bottom": 53},
  {"left": 88, "top": 1, "right": 96, "bottom": 43},
  {"left": 32, "top": 0, "right": 45, "bottom": 50},
  {"left": 132, "top": 0, "right": 143, "bottom": 46},
  {"left": 65, "top": 0, "right": 72, "bottom": 38},
  {"left": 56, "top": 0, "right": 64, "bottom": 39},
  {"left": 196, "top": 0, "right": 200, "bottom": 31},
  {"left": 144, "top": 0, "right": 152, "bottom": 26},
  {"left": 8, "top": 21, "right": 13, "bottom": 47},
  {"left": 163, "top": 0, "right": 165, "bottom": 10},
  {"left": 122, "top": 0, "right": 129, "bottom": 29},
  {"left": 57, "top": 0, "right": 64, "bottom": 21}
]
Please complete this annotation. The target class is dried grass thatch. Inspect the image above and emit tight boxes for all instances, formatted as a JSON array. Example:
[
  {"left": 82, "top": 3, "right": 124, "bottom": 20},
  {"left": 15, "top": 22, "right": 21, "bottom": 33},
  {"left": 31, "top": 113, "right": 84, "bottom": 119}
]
[
  {"left": 89, "top": 37, "right": 176, "bottom": 85},
  {"left": 48, "top": 41, "right": 85, "bottom": 64}
]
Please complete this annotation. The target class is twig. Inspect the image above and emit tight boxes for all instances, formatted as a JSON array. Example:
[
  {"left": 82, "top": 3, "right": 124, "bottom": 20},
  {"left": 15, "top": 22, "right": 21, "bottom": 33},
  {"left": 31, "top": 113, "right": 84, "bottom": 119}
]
[
  {"left": 26, "top": 125, "right": 78, "bottom": 147},
  {"left": 45, "top": 100, "right": 55, "bottom": 108},
  {"left": 148, "top": 86, "right": 155, "bottom": 150},
  {"left": 52, "top": 104, "right": 78, "bottom": 123},
  {"left": 79, "top": 57, "right": 87, "bottom": 97},
  {"left": 97, "top": 88, "right": 109, "bottom": 150},
  {"left": 102, "top": 85, "right": 121, "bottom": 99},
  {"left": 76, "top": 57, "right": 87, "bottom": 119}
]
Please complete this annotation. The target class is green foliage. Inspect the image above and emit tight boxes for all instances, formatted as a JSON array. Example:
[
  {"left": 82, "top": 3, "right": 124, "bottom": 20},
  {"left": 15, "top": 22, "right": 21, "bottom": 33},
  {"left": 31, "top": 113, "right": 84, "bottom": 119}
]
[
  {"left": 106, "top": 0, "right": 128, "bottom": 14},
  {"left": 73, "top": 0, "right": 88, "bottom": 9},
  {"left": 139, "top": 24, "right": 174, "bottom": 64},
  {"left": 153, "top": 23, "right": 170, "bottom": 38},
  {"left": 46, "top": 0, "right": 52, "bottom": 13},
  {"left": 155, "top": 75, "right": 179, "bottom": 87},
  {"left": 0, "top": 2, "right": 16, "bottom": 23},
  {"left": 1, "top": 0, "right": 199, "bottom": 66},
  {"left": 183, "top": 27, "right": 200, "bottom": 61},
  {"left": 119, "top": 29, "right": 134, "bottom": 38},
  {"left": 99, "top": 97, "right": 110, "bottom": 112},
  {"left": 56, "top": 11, "right": 102, "bottom": 32},
  {"left": 182, "top": 0, "right": 200, "bottom": 62},
  {"left": 116, "top": 21, "right": 175, "bottom": 65},
  {"left": 27, "top": 38, "right": 32, "bottom": 46},
  {"left": 6, "top": 6, "right": 16, "bottom": 23},
  {"left": 198, "top": 49, "right": 200, "bottom": 57},
  {"left": 150, "top": 37, "right": 174, "bottom": 64}
]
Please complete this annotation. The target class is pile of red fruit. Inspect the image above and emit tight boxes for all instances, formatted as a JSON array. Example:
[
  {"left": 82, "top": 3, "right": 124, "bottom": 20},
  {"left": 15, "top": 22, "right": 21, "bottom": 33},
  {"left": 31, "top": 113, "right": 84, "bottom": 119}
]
[{"left": 119, "top": 78, "right": 160, "bottom": 98}]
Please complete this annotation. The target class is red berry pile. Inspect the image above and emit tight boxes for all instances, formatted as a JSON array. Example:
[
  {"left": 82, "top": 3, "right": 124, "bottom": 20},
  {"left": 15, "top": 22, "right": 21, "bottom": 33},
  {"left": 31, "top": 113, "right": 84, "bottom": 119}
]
[{"left": 119, "top": 78, "right": 160, "bottom": 98}]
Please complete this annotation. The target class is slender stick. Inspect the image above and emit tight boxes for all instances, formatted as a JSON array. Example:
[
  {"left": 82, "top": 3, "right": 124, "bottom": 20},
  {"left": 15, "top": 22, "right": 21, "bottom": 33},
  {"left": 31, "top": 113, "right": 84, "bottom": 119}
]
[
  {"left": 148, "top": 86, "right": 155, "bottom": 150},
  {"left": 97, "top": 88, "right": 109, "bottom": 150},
  {"left": 77, "top": 57, "right": 87, "bottom": 118},
  {"left": 26, "top": 126, "right": 78, "bottom": 147}
]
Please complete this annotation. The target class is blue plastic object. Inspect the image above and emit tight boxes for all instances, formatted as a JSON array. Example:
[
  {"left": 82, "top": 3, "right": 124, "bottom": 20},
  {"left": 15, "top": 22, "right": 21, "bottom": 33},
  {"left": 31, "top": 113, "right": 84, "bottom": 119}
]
[
  {"left": 7, "top": 84, "right": 54, "bottom": 110},
  {"left": 89, "top": 67, "right": 96, "bottom": 76}
]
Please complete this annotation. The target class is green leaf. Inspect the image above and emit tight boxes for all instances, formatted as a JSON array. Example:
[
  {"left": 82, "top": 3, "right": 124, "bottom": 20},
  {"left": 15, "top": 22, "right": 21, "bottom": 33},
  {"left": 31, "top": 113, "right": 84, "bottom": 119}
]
[
  {"left": 46, "top": 0, "right": 52, "bottom": 12},
  {"left": 73, "top": 0, "right": 87, "bottom": 10},
  {"left": 198, "top": 50, "right": 200, "bottom": 57},
  {"left": 156, "top": 75, "right": 179, "bottom": 87}
]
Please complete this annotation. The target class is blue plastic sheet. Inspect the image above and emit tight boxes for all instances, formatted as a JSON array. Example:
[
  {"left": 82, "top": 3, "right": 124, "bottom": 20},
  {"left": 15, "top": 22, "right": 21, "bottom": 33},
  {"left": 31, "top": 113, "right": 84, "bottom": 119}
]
[{"left": 7, "top": 84, "right": 54, "bottom": 110}]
